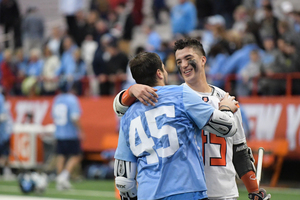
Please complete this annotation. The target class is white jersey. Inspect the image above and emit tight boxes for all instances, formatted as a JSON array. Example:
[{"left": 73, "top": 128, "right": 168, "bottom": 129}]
[{"left": 185, "top": 83, "right": 246, "bottom": 199}]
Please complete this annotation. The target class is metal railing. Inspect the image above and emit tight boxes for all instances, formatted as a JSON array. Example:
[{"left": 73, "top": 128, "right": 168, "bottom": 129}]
[{"left": 224, "top": 72, "right": 300, "bottom": 96}]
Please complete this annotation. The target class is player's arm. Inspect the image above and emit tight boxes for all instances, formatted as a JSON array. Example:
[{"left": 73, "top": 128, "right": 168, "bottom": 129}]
[
  {"left": 114, "top": 159, "right": 137, "bottom": 200},
  {"left": 114, "top": 128, "right": 138, "bottom": 200},
  {"left": 113, "top": 84, "right": 158, "bottom": 117},
  {"left": 233, "top": 143, "right": 271, "bottom": 200},
  {"left": 203, "top": 93, "right": 239, "bottom": 137}
]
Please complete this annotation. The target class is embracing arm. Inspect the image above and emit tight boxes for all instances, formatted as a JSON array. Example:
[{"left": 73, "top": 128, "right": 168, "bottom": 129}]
[{"left": 113, "top": 84, "right": 158, "bottom": 117}]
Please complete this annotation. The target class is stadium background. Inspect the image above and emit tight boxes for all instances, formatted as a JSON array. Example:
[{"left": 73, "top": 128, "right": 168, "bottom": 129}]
[{"left": 1, "top": 0, "right": 300, "bottom": 199}]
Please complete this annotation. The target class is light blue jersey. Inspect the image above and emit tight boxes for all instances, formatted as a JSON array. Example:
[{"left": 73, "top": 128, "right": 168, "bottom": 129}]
[
  {"left": 0, "top": 94, "right": 13, "bottom": 144},
  {"left": 114, "top": 84, "right": 215, "bottom": 200},
  {"left": 52, "top": 93, "right": 81, "bottom": 140}
]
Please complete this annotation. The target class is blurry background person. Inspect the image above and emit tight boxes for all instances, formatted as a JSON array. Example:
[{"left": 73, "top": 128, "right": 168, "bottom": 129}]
[
  {"left": 21, "top": 48, "right": 44, "bottom": 96},
  {"left": 51, "top": 82, "right": 83, "bottom": 190},
  {"left": 45, "top": 26, "right": 63, "bottom": 56},
  {"left": 102, "top": 39, "right": 128, "bottom": 95},
  {"left": 0, "top": 0, "right": 22, "bottom": 49},
  {"left": 0, "top": 49, "right": 16, "bottom": 95},
  {"left": 58, "top": 0, "right": 84, "bottom": 39},
  {"left": 238, "top": 50, "right": 262, "bottom": 96},
  {"left": 0, "top": 91, "right": 14, "bottom": 181},
  {"left": 72, "top": 49, "right": 87, "bottom": 96},
  {"left": 170, "top": 0, "right": 197, "bottom": 36},
  {"left": 41, "top": 46, "right": 60, "bottom": 95},
  {"left": 22, "top": 6, "right": 44, "bottom": 56}
]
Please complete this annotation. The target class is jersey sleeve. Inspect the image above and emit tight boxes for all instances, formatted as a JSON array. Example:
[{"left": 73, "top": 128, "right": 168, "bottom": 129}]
[
  {"left": 114, "top": 128, "right": 137, "bottom": 163},
  {"left": 233, "top": 109, "right": 247, "bottom": 144},
  {"left": 69, "top": 96, "right": 82, "bottom": 119},
  {"left": 182, "top": 84, "right": 215, "bottom": 130},
  {"left": 0, "top": 96, "right": 4, "bottom": 115}
]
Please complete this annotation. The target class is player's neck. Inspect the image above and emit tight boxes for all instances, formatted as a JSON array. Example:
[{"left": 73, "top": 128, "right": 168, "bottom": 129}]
[{"left": 186, "top": 77, "right": 211, "bottom": 93}]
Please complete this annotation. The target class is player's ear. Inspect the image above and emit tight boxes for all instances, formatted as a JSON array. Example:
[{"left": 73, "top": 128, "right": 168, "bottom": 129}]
[
  {"left": 156, "top": 69, "right": 163, "bottom": 79},
  {"left": 200, "top": 55, "right": 206, "bottom": 66}
]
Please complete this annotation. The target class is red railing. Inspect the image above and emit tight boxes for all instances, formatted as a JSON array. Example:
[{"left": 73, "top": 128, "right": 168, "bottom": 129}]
[{"left": 223, "top": 72, "right": 300, "bottom": 96}]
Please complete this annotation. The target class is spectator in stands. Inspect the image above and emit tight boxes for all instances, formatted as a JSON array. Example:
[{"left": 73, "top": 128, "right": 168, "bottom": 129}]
[
  {"left": 81, "top": 34, "right": 98, "bottom": 77},
  {"left": 0, "top": 49, "right": 16, "bottom": 95},
  {"left": 211, "top": 0, "right": 240, "bottom": 28},
  {"left": 22, "top": 7, "right": 45, "bottom": 57},
  {"left": 52, "top": 81, "right": 83, "bottom": 190},
  {"left": 277, "top": 20, "right": 300, "bottom": 52},
  {"left": 101, "top": 39, "right": 128, "bottom": 95},
  {"left": 90, "top": 0, "right": 110, "bottom": 20},
  {"left": 25, "top": 48, "right": 44, "bottom": 77},
  {"left": 152, "top": 0, "right": 169, "bottom": 24},
  {"left": 0, "top": 47, "right": 3, "bottom": 64},
  {"left": 260, "top": 36, "right": 280, "bottom": 68},
  {"left": 74, "top": 10, "right": 87, "bottom": 47},
  {"left": 232, "top": 5, "right": 249, "bottom": 34},
  {"left": 132, "top": 0, "right": 143, "bottom": 25},
  {"left": 85, "top": 11, "right": 98, "bottom": 38},
  {"left": 13, "top": 48, "right": 28, "bottom": 95},
  {"left": 291, "top": 11, "right": 300, "bottom": 33},
  {"left": 94, "top": 19, "right": 109, "bottom": 46},
  {"left": 41, "top": 46, "right": 60, "bottom": 95},
  {"left": 59, "top": 0, "right": 84, "bottom": 39},
  {"left": 72, "top": 49, "right": 86, "bottom": 96},
  {"left": 170, "top": 0, "right": 197, "bottom": 36},
  {"left": 107, "top": 10, "right": 120, "bottom": 38},
  {"left": 0, "top": 91, "right": 14, "bottom": 181},
  {"left": 45, "top": 26, "right": 63, "bottom": 56},
  {"left": 20, "top": 49, "right": 44, "bottom": 96},
  {"left": 201, "top": 15, "right": 226, "bottom": 54},
  {"left": 220, "top": 33, "right": 264, "bottom": 90},
  {"left": 0, "top": 0, "right": 22, "bottom": 49},
  {"left": 260, "top": 38, "right": 300, "bottom": 95},
  {"left": 115, "top": 2, "right": 135, "bottom": 55},
  {"left": 144, "top": 24, "right": 161, "bottom": 56},
  {"left": 92, "top": 38, "right": 106, "bottom": 95},
  {"left": 258, "top": 4, "right": 279, "bottom": 43},
  {"left": 56, "top": 37, "right": 77, "bottom": 80},
  {"left": 238, "top": 50, "right": 262, "bottom": 96},
  {"left": 206, "top": 43, "right": 229, "bottom": 88}
]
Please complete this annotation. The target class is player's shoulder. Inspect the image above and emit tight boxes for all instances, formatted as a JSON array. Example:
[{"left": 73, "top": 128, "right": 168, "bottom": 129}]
[
  {"left": 156, "top": 85, "right": 184, "bottom": 95},
  {"left": 210, "top": 85, "right": 226, "bottom": 99}
]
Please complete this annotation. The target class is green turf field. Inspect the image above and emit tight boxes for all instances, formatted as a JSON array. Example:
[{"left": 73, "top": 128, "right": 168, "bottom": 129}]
[{"left": 0, "top": 179, "right": 299, "bottom": 200}]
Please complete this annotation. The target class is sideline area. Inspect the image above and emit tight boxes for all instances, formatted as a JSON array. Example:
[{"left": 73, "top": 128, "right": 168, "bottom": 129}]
[{"left": 0, "top": 195, "right": 73, "bottom": 200}]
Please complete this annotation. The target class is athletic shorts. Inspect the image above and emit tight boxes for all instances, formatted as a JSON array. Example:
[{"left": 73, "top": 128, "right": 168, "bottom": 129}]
[
  {"left": 0, "top": 139, "right": 10, "bottom": 156},
  {"left": 56, "top": 139, "right": 82, "bottom": 156},
  {"left": 159, "top": 191, "right": 208, "bottom": 200}
]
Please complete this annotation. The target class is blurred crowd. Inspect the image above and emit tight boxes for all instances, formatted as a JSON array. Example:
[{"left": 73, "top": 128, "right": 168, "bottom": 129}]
[{"left": 0, "top": 0, "right": 300, "bottom": 97}]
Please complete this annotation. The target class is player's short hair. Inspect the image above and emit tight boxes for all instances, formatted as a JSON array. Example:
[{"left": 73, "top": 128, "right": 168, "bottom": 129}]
[
  {"left": 129, "top": 52, "right": 163, "bottom": 87},
  {"left": 174, "top": 38, "right": 206, "bottom": 57}
]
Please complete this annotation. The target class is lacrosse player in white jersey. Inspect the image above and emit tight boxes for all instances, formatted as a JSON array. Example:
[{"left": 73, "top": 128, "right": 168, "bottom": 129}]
[{"left": 113, "top": 38, "right": 271, "bottom": 200}]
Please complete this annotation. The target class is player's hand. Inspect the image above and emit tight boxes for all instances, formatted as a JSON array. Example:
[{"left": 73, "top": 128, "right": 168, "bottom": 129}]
[
  {"left": 119, "top": 192, "right": 137, "bottom": 200},
  {"left": 219, "top": 93, "right": 239, "bottom": 113},
  {"left": 129, "top": 84, "right": 158, "bottom": 106},
  {"left": 248, "top": 188, "right": 271, "bottom": 200}
]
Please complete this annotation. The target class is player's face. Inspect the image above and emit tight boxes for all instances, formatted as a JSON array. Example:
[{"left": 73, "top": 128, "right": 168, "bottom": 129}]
[{"left": 175, "top": 47, "right": 204, "bottom": 84}]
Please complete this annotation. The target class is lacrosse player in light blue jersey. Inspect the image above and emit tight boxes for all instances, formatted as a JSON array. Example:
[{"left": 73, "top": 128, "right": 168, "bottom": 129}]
[
  {"left": 113, "top": 52, "right": 239, "bottom": 200},
  {"left": 51, "top": 81, "right": 83, "bottom": 190},
  {"left": 0, "top": 92, "right": 14, "bottom": 180}
]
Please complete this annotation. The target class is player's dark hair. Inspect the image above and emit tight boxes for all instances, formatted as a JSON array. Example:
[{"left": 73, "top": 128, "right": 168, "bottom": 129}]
[
  {"left": 129, "top": 52, "right": 163, "bottom": 87},
  {"left": 174, "top": 38, "right": 206, "bottom": 57}
]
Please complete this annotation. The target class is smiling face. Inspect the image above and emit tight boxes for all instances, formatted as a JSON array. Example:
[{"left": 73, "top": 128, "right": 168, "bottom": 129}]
[{"left": 175, "top": 47, "right": 206, "bottom": 85}]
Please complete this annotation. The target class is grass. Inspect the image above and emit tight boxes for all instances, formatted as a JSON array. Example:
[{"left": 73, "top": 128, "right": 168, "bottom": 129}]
[{"left": 0, "top": 179, "right": 299, "bottom": 200}]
